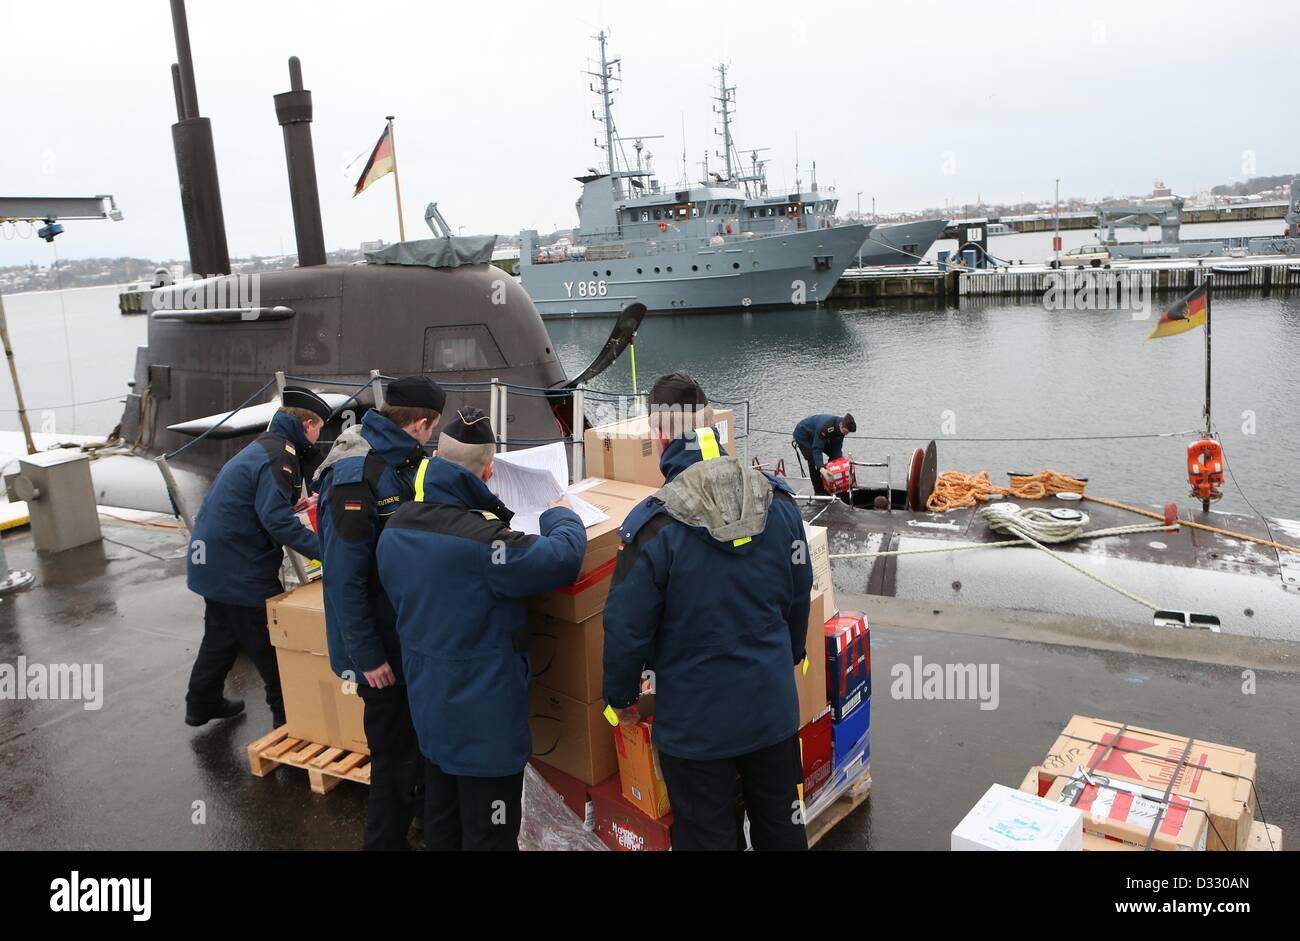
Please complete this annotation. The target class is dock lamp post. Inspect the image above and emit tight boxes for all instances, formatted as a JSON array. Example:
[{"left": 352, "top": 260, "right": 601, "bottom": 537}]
[{"left": 1053, "top": 178, "right": 1062, "bottom": 268}]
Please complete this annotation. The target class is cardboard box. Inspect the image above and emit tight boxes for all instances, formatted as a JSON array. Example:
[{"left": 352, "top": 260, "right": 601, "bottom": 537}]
[
  {"left": 795, "top": 590, "right": 829, "bottom": 726},
  {"left": 529, "top": 682, "right": 619, "bottom": 786},
  {"left": 1246, "top": 820, "right": 1283, "bottom": 852},
  {"left": 529, "top": 758, "right": 609, "bottom": 826},
  {"left": 824, "top": 611, "right": 870, "bottom": 722},
  {"left": 589, "top": 776, "right": 674, "bottom": 851},
  {"left": 528, "top": 611, "right": 604, "bottom": 703},
  {"left": 613, "top": 696, "right": 671, "bottom": 820},
  {"left": 266, "top": 582, "right": 368, "bottom": 755},
  {"left": 951, "top": 783, "right": 1083, "bottom": 852},
  {"left": 1041, "top": 715, "right": 1257, "bottom": 851},
  {"left": 529, "top": 478, "right": 658, "bottom": 622},
  {"left": 832, "top": 695, "right": 871, "bottom": 767},
  {"left": 799, "top": 706, "right": 834, "bottom": 804},
  {"left": 805, "top": 524, "right": 836, "bottom": 613},
  {"left": 1046, "top": 770, "right": 1209, "bottom": 851},
  {"left": 583, "top": 409, "right": 735, "bottom": 488}
]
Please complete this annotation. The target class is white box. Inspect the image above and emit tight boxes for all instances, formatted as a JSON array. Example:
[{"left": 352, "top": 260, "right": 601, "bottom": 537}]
[{"left": 952, "top": 783, "right": 1083, "bottom": 852}]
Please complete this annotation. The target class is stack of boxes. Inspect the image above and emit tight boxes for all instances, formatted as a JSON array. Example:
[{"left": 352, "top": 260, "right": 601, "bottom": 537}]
[
  {"left": 526, "top": 478, "right": 659, "bottom": 792},
  {"left": 1011, "top": 715, "right": 1278, "bottom": 852}
]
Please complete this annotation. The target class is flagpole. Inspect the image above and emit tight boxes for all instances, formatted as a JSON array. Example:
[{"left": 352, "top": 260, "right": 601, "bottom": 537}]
[
  {"left": 386, "top": 115, "right": 406, "bottom": 242},
  {"left": 1203, "top": 273, "right": 1213, "bottom": 513}
]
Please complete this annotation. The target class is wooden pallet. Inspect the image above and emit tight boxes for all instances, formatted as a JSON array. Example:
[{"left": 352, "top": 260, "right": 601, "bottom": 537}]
[
  {"left": 806, "top": 766, "right": 872, "bottom": 847},
  {"left": 247, "top": 726, "right": 371, "bottom": 795}
]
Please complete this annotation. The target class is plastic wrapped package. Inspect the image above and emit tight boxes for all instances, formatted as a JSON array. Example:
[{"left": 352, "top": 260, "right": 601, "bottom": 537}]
[{"left": 519, "top": 764, "right": 608, "bottom": 851}]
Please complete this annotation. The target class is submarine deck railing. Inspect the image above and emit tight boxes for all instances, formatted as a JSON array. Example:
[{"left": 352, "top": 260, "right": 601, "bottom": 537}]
[{"left": 159, "top": 371, "right": 752, "bottom": 491}]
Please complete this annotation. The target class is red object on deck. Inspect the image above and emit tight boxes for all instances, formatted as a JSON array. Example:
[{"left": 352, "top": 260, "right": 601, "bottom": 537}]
[
  {"left": 1163, "top": 502, "right": 1179, "bottom": 527},
  {"left": 822, "top": 456, "right": 855, "bottom": 494},
  {"left": 306, "top": 503, "right": 318, "bottom": 533}
]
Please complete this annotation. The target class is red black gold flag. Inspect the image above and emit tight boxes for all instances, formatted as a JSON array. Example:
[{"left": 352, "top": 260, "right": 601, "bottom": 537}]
[
  {"left": 1147, "top": 283, "right": 1208, "bottom": 340},
  {"left": 353, "top": 124, "right": 396, "bottom": 197}
]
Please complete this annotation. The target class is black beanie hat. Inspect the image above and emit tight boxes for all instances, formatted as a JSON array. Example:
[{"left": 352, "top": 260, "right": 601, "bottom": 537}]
[
  {"left": 649, "top": 372, "right": 708, "bottom": 409},
  {"left": 440, "top": 407, "right": 495, "bottom": 445},
  {"left": 386, "top": 375, "right": 447, "bottom": 412},
  {"left": 280, "top": 386, "right": 332, "bottom": 422}
]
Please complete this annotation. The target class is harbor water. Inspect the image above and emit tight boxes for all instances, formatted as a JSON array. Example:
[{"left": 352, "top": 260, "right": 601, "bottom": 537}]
[{"left": 2, "top": 223, "right": 1296, "bottom": 519}]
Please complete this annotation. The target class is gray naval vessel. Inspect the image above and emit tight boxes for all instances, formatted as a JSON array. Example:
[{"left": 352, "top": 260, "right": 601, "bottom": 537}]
[
  {"left": 1101, "top": 181, "right": 1300, "bottom": 261},
  {"left": 707, "top": 63, "right": 947, "bottom": 268},
  {"left": 518, "top": 34, "right": 868, "bottom": 317}
]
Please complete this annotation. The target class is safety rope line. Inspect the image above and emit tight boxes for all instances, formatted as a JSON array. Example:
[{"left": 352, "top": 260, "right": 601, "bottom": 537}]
[{"left": 747, "top": 426, "right": 1200, "bottom": 443}]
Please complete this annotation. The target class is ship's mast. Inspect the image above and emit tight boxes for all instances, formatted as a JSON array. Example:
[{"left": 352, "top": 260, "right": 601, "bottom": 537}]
[
  {"left": 585, "top": 31, "right": 622, "bottom": 197},
  {"left": 713, "top": 63, "right": 736, "bottom": 186}
]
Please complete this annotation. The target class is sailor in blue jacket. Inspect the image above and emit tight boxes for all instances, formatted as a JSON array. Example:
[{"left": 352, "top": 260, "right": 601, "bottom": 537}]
[
  {"left": 314, "top": 375, "right": 444, "bottom": 851},
  {"left": 184, "top": 387, "right": 331, "bottom": 728},
  {"left": 603, "top": 373, "right": 814, "bottom": 851},
  {"left": 376, "top": 408, "right": 587, "bottom": 851},
  {"left": 793, "top": 411, "right": 856, "bottom": 495}
]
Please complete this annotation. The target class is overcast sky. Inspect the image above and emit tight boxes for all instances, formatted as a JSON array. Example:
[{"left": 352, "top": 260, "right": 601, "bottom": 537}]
[{"left": 2, "top": 0, "right": 1295, "bottom": 265}]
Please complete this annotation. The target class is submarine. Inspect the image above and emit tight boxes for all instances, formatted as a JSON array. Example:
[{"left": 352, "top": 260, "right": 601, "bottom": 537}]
[{"left": 103, "top": 0, "right": 638, "bottom": 516}]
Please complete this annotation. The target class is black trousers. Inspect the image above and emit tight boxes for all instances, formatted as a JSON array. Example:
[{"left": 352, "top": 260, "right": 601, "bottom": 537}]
[
  {"left": 186, "top": 599, "right": 283, "bottom": 716},
  {"left": 422, "top": 759, "right": 524, "bottom": 851},
  {"left": 798, "top": 446, "right": 829, "bottom": 496},
  {"left": 357, "top": 683, "right": 421, "bottom": 851},
  {"left": 658, "top": 734, "right": 809, "bottom": 851}
]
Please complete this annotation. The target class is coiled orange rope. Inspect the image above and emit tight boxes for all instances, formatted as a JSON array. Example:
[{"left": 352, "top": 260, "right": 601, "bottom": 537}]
[{"left": 927, "top": 470, "right": 1087, "bottom": 512}]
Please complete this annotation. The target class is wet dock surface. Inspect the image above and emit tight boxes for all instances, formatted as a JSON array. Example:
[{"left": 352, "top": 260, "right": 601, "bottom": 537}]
[{"left": 1, "top": 521, "right": 1295, "bottom": 850}]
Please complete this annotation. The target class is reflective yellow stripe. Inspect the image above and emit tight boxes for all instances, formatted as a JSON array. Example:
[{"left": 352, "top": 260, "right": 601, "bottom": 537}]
[
  {"left": 697, "top": 426, "right": 720, "bottom": 460},
  {"left": 802, "top": 656, "right": 809, "bottom": 676},
  {"left": 413, "top": 458, "right": 429, "bottom": 503},
  {"left": 696, "top": 427, "right": 748, "bottom": 546},
  {"left": 603, "top": 704, "right": 620, "bottom": 726}
]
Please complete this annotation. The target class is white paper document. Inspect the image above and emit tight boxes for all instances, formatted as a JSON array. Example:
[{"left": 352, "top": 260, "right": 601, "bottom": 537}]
[{"left": 489, "top": 443, "right": 608, "bottom": 535}]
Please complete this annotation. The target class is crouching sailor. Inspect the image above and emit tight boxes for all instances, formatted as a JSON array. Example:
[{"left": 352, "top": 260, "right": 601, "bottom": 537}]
[
  {"left": 315, "top": 375, "right": 445, "bottom": 850},
  {"left": 376, "top": 408, "right": 587, "bottom": 850},
  {"left": 184, "top": 386, "right": 331, "bottom": 728}
]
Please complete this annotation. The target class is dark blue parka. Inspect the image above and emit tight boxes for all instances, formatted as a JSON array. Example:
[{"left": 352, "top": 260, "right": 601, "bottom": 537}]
[
  {"left": 315, "top": 411, "right": 426, "bottom": 685},
  {"left": 186, "top": 411, "right": 322, "bottom": 607},
  {"left": 792, "top": 413, "right": 845, "bottom": 471},
  {"left": 602, "top": 431, "right": 814, "bottom": 761},
  {"left": 376, "top": 457, "right": 587, "bottom": 777}
]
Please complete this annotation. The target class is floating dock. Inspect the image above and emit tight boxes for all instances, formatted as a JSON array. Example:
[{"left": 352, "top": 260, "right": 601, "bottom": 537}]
[{"left": 831, "top": 256, "right": 1300, "bottom": 303}]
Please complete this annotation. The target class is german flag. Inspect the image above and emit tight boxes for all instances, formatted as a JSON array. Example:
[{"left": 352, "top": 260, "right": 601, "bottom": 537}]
[
  {"left": 1147, "top": 282, "right": 1208, "bottom": 340},
  {"left": 353, "top": 124, "right": 395, "bottom": 197}
]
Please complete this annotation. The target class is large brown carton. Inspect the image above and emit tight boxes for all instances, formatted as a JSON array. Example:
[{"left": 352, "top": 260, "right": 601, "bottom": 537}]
[
  {"left": 583, "top": 408, "right": 736, "bottom": 487},
  {"left": 529, "top": 681, "right": 619, "bottom": 786},
  {"left": 1041, "top": 716, "right": 1257, "bottom": 851},
  {"left": 266, "top": 582, "right": 368, "bottom": 755},
  {"left": 795, "top": 590, "right": 829, "bottom": 726},
  {"left": 528, "top": 611, "right": 604, "bottom": 703},
  {"left": 529, "top": 478, "right": 658, "bottom": 622}
]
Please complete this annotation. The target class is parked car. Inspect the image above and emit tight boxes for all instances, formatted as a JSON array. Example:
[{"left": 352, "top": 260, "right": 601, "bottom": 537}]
[{"left": 1052, "top": 245, "right": 1111, "bottom": 268}]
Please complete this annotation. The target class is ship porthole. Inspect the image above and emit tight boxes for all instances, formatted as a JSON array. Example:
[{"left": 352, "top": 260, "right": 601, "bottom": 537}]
[
  {"left": 666, "top": 266, "right": 673, "bottom": 273},
  {"left": 637, "top": 268, "right": 643, "bottom": 274},
  {"left": 692, "top": 265, "right": 698, "bottom": 271},
  {"left": 732, "top": 262, "right": 740, "bottom": 269},
  {"left": 654, "top": 267, "right": 660, "bottom": 273},
  {"left": 605, "top": 270, "right": 612, "bottom": 277}
]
